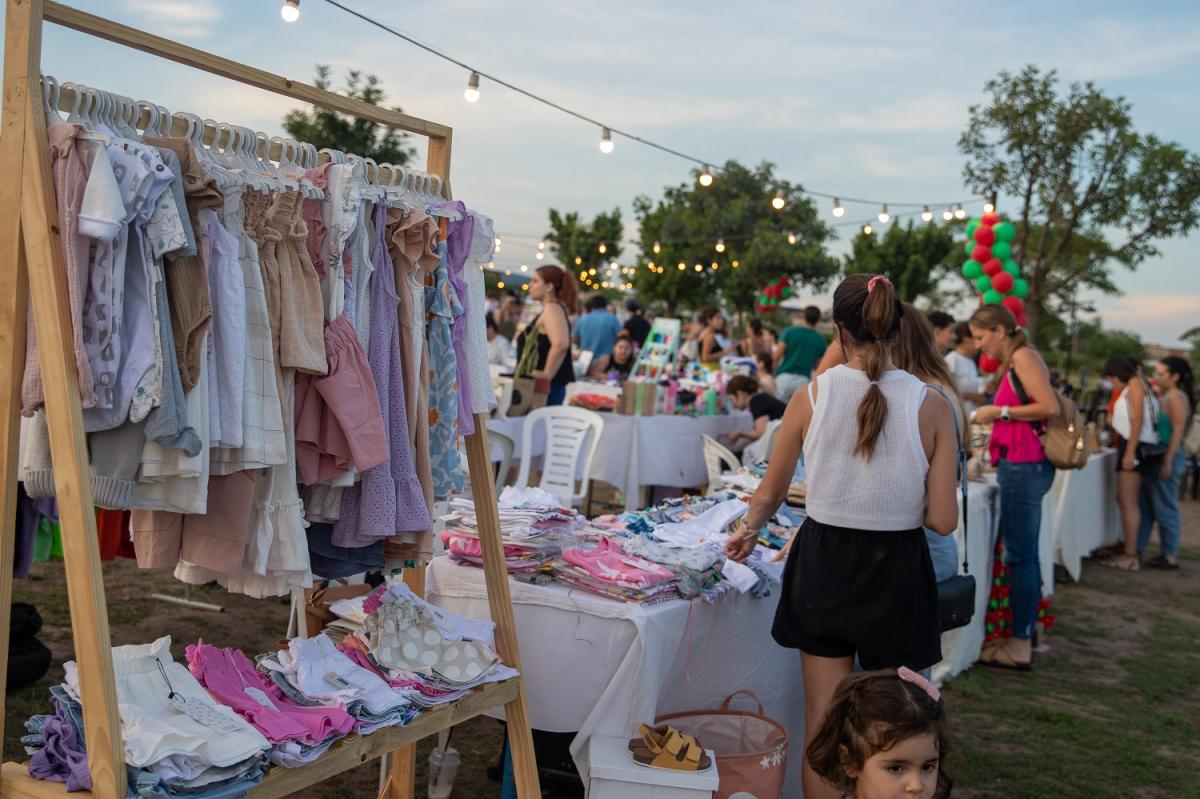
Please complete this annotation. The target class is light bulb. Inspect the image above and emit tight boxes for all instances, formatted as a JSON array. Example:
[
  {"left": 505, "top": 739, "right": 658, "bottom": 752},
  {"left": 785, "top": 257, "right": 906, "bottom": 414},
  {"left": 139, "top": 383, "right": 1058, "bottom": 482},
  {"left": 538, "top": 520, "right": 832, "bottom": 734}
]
[
  {"left": 787, "top": 232, "right": 797, "bottom": 245},
  {"left": 647, "top": 261, "right": 655, "bottom": 270},
  {"left": 832, "top": 198, "right": 844, "bottom": 218},
  {"left": 535, "top": 252, "right": 544, "bottom": 260},
  {"left": 954, "top": 204, "right": 966, "bottom": 219},
  {"left": 521, "top": 284, "right": 528, "bottom": 291},
  {"left": 579, "top": 271, "right": 587, "bottom": 279},
  {"left": 588, "top": 267, "right": 596, "bottom": 275},
  {"left": 504, "top": 269, "right": 511, "bottom": 276},
  {"left": 732, "top": 260, "right": 740, "bottom": 268},
  {"left": 610, "top": 260, "right": 619, "bottom": 269},
  {"left": 942, "top": 207, "right": 953, "bottom": 221},
  {"left": 878, "top": 205, "right": 889, "bottom": 224},
  {"left": 715, "top": 238, "right": 726, "bottom": 253},
  {"left": 771, "top": 189, "right": 786, "bottom": 211},
  {"left": 694, "top": 264, "right": 703, "bottom": 272},
  {"left": 652, "top": 241, "right": 661, "bottom": 254},
  {"left": 537, "top": 240, "right": 546, "bottom": 251},
  {"left": 496, "top": 280, "right": 505, "bottom": 289},
  {"left": 699, "top": 165, "right": 713, "bottom": 187},
  {"left": 598, "top": 242, "right": 607, "bottom": 254},
  {"left": 599, "top": 127, "right": 614, "bottom": 154},
  {"left": 711, "top": 261, "right": 719, "bottom": 270},
  {"left": 863, "top": 224, "right": 873, "bottom": 235},
  {"left": 280, "top": 0, "right": 300, "bottom": 22},
  {"left": 463, "top": 71, "right": 480, "bottom": 103},
  {"left": 520, "top": 264, "right": 528, "bottom": 271},
  {"left": 921, "top": 205, "right": 933, "bottom": 222},
  {"left": 984, "top": 194, "right": 996, "bottom": 213},
  {"left": 678, "top": 262, "right": 686, "bottom": 271},
  {"left": 574, "top": 256, "right": 582, "bottom": 265}
]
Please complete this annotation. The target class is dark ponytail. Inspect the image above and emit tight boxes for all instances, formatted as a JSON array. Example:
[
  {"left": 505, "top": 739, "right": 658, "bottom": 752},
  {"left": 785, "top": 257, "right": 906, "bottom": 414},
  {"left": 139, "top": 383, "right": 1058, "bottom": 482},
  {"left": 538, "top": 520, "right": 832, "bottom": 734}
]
[
  {"left": 1161, "top": 356, "right": 1195, "bottom": 417},
  {"left": 832, "top": 274, "right": 902, "bottom": 459}
]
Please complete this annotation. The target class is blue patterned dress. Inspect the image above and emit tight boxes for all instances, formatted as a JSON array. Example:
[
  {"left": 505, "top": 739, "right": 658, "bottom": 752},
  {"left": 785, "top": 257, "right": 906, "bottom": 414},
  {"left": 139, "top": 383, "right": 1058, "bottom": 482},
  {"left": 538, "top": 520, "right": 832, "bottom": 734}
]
[{"left": 426, "top": 242, "right": 464, "bottom": 498}]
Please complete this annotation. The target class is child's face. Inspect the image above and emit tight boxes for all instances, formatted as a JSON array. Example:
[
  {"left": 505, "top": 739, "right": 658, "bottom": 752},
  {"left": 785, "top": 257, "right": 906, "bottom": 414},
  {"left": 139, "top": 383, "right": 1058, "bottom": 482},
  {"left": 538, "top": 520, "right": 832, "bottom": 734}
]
[{"left": 850, "top": 733, "right": 940, "bottom": 799}]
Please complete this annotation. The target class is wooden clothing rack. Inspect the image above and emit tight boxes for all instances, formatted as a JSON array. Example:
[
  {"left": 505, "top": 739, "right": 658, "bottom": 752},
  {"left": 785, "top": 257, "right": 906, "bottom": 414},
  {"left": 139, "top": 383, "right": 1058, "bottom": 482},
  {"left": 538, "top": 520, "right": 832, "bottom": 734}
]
[{"left": 0, "top": 2, "right": 540, "bottom": 798}]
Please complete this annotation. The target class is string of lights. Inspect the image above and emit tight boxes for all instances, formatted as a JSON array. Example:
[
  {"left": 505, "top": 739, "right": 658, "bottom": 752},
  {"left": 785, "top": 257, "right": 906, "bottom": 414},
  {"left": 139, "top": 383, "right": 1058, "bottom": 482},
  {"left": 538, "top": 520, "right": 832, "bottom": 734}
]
[{"left": 278, "top": 0, "right": 990, "bottom": 216}]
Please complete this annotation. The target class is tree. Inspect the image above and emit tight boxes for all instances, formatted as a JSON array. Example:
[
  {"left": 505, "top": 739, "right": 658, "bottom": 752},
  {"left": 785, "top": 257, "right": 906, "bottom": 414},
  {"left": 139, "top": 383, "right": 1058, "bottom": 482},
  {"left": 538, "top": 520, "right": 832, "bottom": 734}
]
[
  {"left": 544, "top": 208, "right": 624, "bottom": 283},
  {"left": 631, "top": 161, "right": 840, "bottom": 315},
  {"left": 958, "top": 65, "right": 1200, "bottom": 343},
  {"left": 1182, "top": 326, "right": 1200, "bottom": 368},
  {"left": 1067, "top": 322, "right": 1146, "bottom": 373},
  {"left": 844, "top": 220, "right": 959, "bottom": 304},
  {"left": 283, "top": 65, "right": 415, "bottom": 165}
]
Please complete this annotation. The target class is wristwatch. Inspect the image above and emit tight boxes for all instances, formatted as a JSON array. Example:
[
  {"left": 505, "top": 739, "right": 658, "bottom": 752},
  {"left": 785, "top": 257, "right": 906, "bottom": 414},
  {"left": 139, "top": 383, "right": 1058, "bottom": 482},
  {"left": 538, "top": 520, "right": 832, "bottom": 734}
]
[{"left": 999, "top": 406, "right": 1012, "bottom": 421}]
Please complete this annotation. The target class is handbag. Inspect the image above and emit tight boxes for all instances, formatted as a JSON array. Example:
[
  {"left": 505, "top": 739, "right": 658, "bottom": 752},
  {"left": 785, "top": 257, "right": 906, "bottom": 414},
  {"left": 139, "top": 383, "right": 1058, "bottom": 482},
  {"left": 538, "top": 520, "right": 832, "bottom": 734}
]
[
  {"left": 928, "top": 385, "right": 976, "bottom": 633},
  {"left": 1008, "top": 368, "right": 1088, "bottom": 470},
  {"left": 509, "top": 322, "right": 550, "bottom": 417},
  {"left": 1130, "top": 378, "right": 1167, "bottom": 475}
]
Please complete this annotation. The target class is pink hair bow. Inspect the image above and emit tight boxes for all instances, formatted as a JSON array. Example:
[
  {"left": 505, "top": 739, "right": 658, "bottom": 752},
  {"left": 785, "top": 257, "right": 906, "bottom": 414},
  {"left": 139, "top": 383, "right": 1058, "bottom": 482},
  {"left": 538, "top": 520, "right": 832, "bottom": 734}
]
[
  {"left": 897, "top": 666, "right": 941, "bottom": 702},
  {"left": 867, "top": 275, "right": 892, "bottom": 294}
]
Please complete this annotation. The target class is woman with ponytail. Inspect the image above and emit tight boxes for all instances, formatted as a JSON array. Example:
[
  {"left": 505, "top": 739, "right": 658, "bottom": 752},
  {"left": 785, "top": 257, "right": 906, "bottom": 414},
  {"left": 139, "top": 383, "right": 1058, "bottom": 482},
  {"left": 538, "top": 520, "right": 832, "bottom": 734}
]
[
  {"left": 725, "top": 274, "right": 958, "bottom": 799},
  {"left": 968, "top": 304, "right": 1058, "bottom": 671},
  {"left": 1138, "top": 356, "right": 1194, "bottom": 569},
  {"left": 515, "top": 265, "right": 578, "bottom": 405}
]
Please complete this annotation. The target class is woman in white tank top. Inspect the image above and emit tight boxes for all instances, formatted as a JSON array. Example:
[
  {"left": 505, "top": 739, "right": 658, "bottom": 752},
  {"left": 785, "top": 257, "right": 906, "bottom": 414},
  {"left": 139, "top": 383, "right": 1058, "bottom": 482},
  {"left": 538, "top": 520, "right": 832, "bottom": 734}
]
[{"left": 725, "top": 274, "right": 958, "bottom": 799}]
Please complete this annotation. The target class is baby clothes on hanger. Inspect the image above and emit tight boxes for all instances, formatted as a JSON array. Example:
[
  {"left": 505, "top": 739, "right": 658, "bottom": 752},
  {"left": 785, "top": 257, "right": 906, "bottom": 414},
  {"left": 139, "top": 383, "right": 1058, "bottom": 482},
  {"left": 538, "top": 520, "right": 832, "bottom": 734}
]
[
  {"left": 462, "top": 210, "right": 496, "bottom": 415},
  {"left": 201, "top": 208, "right": 245, "bottom": 449},
  {"left": 426, "top": 229, "right": 464, "bottom": 500},
  {"left": 436, "top": 201, "right": 476, "bottom": 437}
]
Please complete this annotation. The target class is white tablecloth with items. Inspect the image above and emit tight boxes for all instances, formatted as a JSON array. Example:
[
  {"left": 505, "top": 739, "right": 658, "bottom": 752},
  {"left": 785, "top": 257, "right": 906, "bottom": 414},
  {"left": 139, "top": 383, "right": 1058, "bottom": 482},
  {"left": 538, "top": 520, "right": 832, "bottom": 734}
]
[
  {"left": 1045, "top": 449, "right": 1121, "bottom": 586},
  {"left": 489, "top": 412, "right": 750, "bottom": 510},
  {"left": 427, "top": 556, "right": 808, "bottom": 794}
]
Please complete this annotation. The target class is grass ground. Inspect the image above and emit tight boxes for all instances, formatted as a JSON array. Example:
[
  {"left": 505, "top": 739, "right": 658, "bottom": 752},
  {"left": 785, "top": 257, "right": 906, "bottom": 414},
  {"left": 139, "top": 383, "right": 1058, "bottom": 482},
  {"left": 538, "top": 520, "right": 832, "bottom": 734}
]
[{"left": 4, "top": 494, "right": 1198, "bottom": 797}]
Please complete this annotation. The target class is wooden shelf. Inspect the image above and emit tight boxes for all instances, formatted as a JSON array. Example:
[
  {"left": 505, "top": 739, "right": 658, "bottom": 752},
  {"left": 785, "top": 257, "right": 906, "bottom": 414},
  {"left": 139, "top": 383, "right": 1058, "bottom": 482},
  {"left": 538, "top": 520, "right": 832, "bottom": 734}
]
[{"left": 0, "top": 679, "right": 520, "bottom": 799}]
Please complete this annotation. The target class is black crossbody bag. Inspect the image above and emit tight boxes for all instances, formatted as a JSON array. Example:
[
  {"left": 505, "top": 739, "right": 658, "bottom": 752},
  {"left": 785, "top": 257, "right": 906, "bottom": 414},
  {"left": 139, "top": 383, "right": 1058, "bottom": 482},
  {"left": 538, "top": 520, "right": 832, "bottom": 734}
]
[{"left": 927, "top": 386, "right": 976, "bottom": 632}]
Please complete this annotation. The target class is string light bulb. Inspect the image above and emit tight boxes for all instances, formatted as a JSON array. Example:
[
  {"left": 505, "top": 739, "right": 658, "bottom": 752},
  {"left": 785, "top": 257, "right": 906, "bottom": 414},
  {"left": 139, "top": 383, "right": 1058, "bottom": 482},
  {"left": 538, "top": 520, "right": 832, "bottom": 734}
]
[
  {"left": 494, "top": 236, "right": 502, "bottom": 250},
  {"left": 280, "top": 0, "right": 300, "bottom": 22},
  {"left": 863, "top": 224, "right": 873, "bottom": 235},
  {"left": 984, "top": 194, "right": 996, "bottom": 213},
  {"left": 463, "top": 71, "right": 480, "bottom": 103},
  {"left": 537, "top": 240, "right": 546, "bottom": 251},
  {"left": 574, "top": 256, "right": 583, "bottom": 265},
  {"left": 921, "top": 206, "right": 933, "bottom": 222},
  {"left": 731, "top": 260, "right": 740, "bottom": 268},
  {"left": 678, "top": 262, "right": 686, "bottom": 271},
  {"left": 698, "top": 165, "right": 714, "bottom": 187},
  {"left": 877, "top": 205, "right": 890, "bottom": 224},
  {"left": 694, "top": 263, "right": 703, "bottom": 272},
  {"left": 496, "top": 281, "right": 505, "bottom": 289},
  {"left": 942, "top": 207, "right": 953, "bottom": 222},
  {"left": 715, "top": 238, "right": 726, "bottom": 253},
  {"left": 652, "top": 241, "right": 661, "bottom": 255},
  {"left": 787, "top": 231, "right": 797, "bottom": 245},
  {"left": 832, "top": 198, "right": 844, "bottom": 218},
  {"left": 598, "top": 242, "right": 607, "bottom": 255},
  {"left": 599, "top": 127, "right": 614, "bottom": 154},
  {"left": 535, "top": 251, "right": 544, "bottom": 260},
  {"left": 954, "top": 204, "right": 966, "bottom": 220},
  {"left": 771, "top": 189, "right": 786, "bottom": 211},
  {"left": 710, "top": 261, "right": 719, "bottom": 270},
  {"left": 520, "top": 264, "right": 528, "bottom": 272},
  {"left": 588, "top": 267, "right": 597, "bottom": 275}
]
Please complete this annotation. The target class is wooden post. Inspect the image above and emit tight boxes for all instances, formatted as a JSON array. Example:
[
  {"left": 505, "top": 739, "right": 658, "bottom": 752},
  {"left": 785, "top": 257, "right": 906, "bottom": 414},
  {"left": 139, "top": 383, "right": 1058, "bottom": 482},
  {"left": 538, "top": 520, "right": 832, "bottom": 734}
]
[
  {"left": 6, "top": 2, "right": 127, "bottom": 795},
  {"left": 0, "top": 0, "right": 35, "bottom": 775}
]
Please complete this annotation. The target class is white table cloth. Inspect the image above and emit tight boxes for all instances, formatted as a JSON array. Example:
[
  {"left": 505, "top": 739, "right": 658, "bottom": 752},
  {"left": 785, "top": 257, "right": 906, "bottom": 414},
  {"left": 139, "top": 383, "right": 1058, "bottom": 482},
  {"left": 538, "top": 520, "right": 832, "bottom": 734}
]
[
  {"left": 490, "top": 412, "right": 749, "bottom": 510},
  {"left": 427, "top": 557, "right": 808, "bottom": 794},
  {"left": 1045, "top": 449, "right": 1120, "bottom": 586}
]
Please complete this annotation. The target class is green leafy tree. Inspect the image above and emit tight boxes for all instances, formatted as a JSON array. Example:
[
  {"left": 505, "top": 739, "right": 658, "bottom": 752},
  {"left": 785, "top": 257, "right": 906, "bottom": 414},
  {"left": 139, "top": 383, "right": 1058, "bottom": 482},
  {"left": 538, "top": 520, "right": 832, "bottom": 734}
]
[
  {"left": 631, "top": 161, "right": 839, "bottom": 315},
  {"left": 844, "top": 220, "right": 959, "bottom": 304},
  {"left": 283, "top": 65, "right": 415, "bottom": 164},
  {"left": 544, "top": 208, "right": 624, "bottom": 279},
  {"left": 958, "top": 65, "right": 1200, "bottom": 343},
  {"left": 1182, "top": 326, "right": 1200, "bottom": 368},
  {"left": 1065, "top": 322, "right": 1147, "bottom": 373}
]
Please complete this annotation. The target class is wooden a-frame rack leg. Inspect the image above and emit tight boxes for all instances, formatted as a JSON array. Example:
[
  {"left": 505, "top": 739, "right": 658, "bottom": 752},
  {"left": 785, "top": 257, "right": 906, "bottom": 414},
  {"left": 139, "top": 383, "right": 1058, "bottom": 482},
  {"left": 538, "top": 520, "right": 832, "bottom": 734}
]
[{"left": 0, "top": 2, "right": 541, "bottom": 798}]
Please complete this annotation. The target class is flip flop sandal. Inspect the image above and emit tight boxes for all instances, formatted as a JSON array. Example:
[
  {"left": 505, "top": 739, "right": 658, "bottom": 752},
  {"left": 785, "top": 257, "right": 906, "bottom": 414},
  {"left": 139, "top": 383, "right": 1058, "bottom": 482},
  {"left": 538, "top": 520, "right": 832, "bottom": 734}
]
[
  {"left": 628, "top": 724, "right": 713, "bottom": 772},
  {"left": 1099, "top": 556, "right": 1140, "bottom": 571},
  {"left": 976, "top": 646, "right": 1032, "bottom": 673},
  {"left": 1145, "top": 555, "right": 1180, "bottom": 570}
]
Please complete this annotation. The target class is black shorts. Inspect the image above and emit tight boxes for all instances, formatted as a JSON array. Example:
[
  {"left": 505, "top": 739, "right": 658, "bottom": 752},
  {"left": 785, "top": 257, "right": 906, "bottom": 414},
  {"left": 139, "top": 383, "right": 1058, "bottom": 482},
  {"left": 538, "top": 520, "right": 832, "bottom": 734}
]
[
  {"left": 1112, "top": 433, "right": 1135, "bottom": 472},
  {"left": 771, "top": 517, "right": 942, "bottom": 671}
]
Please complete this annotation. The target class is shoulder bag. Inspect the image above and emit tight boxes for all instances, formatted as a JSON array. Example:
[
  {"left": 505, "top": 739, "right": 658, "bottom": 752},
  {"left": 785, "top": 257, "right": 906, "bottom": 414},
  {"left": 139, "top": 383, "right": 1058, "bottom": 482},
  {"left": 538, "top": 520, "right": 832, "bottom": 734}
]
[
  {"left": 1128, "top": 377, "right": 1168, "bottom": 475},
  {"left": 927, "top": 385, "right": 976, "bottom": 633},
  {"left": 1009, "top": 368, "right": 1088, "bottom": 470}
]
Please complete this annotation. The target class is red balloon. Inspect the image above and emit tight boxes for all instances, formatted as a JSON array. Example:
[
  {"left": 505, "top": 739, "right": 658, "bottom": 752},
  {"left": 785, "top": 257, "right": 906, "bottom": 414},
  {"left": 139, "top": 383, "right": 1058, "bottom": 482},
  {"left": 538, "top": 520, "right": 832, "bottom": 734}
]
[
  {"left": 983, "top": 258, "right": 1003, "bottom": 276},
  {"left": 979, "top": 354, "right": 1001, "bottom": 374},
  {"left": 971, "top": 245, "right": 992, "bottom": 264},
  {"left": 981, "top": 211, "right": 1001, "bottom": 225},
  {"left": 1002, "top": 295, "right": 1023, "bottom": 316},
  {"left": 973, "top": 226, "right": 996, "bottom": 246},
  {"left": 1016, "top": 310, "right": 1028, "bottom": 328},
  {"left": 990, "top": 272, "right": 1014, "bottom": 294}
]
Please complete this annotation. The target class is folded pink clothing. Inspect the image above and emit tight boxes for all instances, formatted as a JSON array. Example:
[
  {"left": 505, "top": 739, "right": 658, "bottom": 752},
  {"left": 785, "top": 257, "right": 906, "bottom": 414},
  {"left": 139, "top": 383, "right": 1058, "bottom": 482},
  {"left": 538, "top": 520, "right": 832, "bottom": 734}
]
[
  {"left": 295, "top": 314, "right": 389, "bottom": 484},
  {"left": 186, "top": 640, "right": 355, "bottom": 745},
  {"left": 561, "top": 538, "right": 675, "bottom": 589}
]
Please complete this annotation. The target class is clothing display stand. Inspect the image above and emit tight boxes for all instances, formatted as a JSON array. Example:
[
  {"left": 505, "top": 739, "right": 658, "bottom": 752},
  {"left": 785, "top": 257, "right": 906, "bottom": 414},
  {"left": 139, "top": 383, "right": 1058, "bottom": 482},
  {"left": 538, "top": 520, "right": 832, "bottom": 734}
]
[{"left": 0, "top": 2, "right": 540, "bottom": 799}]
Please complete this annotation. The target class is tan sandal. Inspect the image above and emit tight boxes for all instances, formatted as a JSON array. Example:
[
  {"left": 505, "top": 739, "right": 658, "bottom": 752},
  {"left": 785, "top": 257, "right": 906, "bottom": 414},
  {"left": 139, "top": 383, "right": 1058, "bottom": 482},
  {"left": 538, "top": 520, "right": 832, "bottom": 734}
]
[
  {"left": 628, "top": 724, "right": 712, "bottom": 772},
  {"left": 1099, "top": 555, "right": 1140, "bottom": 571},
  {"left": 977, "top": 643, "right": 1032, "bottom": 673}
]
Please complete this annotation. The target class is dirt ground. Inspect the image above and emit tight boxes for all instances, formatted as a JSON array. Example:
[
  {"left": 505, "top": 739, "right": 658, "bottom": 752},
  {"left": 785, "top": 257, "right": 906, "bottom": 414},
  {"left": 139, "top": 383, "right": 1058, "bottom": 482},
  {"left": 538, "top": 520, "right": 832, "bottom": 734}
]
[{"left": 4, "top": 492, "right": 1198, "bottom": 798}]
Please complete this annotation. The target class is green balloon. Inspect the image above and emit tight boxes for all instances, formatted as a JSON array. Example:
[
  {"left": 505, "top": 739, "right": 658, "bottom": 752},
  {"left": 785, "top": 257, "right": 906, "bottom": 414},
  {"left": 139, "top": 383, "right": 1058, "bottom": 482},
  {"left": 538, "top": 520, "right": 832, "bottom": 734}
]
[
  {"left": 781, "top": 286, "right": 793, "bottom": 298},
  {"left": 993, "top": 221, "right": 1016, "bottom": 242},
  {"left": 964, "top": 240, "right": 975, "bottom": 256},
  {"left": 975, "top": 275, "right": 992, "bottom": 292},
  {"left": 991, "top": 241, "right": 1012, "bottom": 261},
  {"left": 1002, "top": 260, "right": 1020, "bottom": 277},
  {"left": 962, "top": 259, "right": 983, "bottom": 280},
  {"left": 984, "top": 289, "right": 1004, "bottom": 304},
  {"left": 966, "top": 221, "right": 979, "bottom": 240},
  {"left": 1012, "top": 278, "right": 1029, "bottom": 299}
]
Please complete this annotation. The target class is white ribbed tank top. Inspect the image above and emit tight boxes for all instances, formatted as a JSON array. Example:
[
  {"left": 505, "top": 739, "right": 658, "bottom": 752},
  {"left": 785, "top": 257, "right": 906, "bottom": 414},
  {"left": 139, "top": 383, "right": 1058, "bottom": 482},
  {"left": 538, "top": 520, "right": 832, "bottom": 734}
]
[{"left": 803, "top": 365, "right": 930, "bottom": 531}]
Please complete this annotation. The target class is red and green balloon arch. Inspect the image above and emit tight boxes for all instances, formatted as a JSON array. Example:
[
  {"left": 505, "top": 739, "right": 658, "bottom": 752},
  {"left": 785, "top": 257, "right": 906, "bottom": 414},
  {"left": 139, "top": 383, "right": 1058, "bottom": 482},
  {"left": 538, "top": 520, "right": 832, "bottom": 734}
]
[
  {"left": 757, "top": 277, "right": 792, "bottom": 312},
  {"left": 962, "top": 211, "right": 1027, "bottom": 373}
]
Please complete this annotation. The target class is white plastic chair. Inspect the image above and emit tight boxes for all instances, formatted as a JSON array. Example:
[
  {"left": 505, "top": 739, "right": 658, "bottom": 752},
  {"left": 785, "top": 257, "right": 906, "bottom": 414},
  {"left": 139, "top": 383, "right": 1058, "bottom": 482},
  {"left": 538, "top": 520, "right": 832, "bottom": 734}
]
[
  {"left": 487, "top": 427, "right": 516, "bottom": 494},
  {"left": 513, "top": 406, "right": 604, "bottom": 508},
  {"left": 493, "top": 376, "right": 514, "bottom": 420},
  {"left": 702, "top": 434, "right": 741, "bottom": 494}
]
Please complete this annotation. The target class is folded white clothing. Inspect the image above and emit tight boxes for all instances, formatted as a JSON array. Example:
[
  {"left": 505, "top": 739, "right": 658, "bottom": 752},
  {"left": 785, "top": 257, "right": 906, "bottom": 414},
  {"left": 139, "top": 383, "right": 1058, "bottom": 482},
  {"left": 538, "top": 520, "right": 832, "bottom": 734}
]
[
  {"left": 378, "top": 580, "right": 495, "bottom": 645},
  {"left": 652, "top": 499, "right": 748, "bottom": 549},
  {"left": 274, "top": 634, "right": 411, "bottom": 717}
]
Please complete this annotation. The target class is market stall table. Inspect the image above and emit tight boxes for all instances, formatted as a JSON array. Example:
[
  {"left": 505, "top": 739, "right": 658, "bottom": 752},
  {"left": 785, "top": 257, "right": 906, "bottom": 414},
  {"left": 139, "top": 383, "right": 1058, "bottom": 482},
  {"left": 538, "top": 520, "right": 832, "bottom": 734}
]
[
  {"left": 427, "top": 556, "right": 808, "bottom": 794},
  {"left": 490, "top": 412, "right": 750, "bottom": 510},
  {"left": 1045, "top": 449, "right": 1121, "bottom": 587}
]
